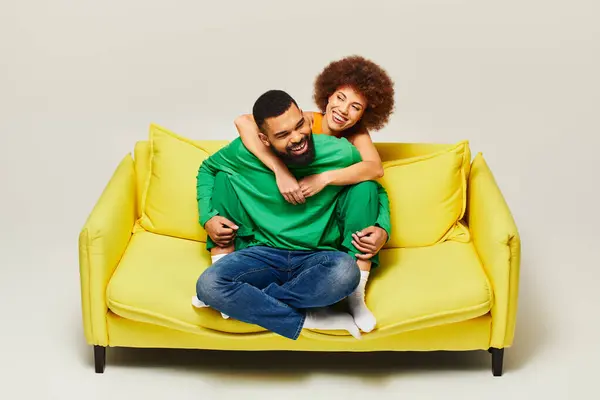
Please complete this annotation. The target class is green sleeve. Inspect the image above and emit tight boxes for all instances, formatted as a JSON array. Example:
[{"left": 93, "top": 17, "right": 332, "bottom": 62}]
[
  {"left": 375, "top": 183, "right": 392, "bottom": 242},
  {"left": 196, "top": 141, "right": 241, "bottom": 227},
  {"left": 196, "top": 161, "right": 219, "bottom": 227},
  {"left": 351, "top": 143, "right": 363, "bottom": 164}
]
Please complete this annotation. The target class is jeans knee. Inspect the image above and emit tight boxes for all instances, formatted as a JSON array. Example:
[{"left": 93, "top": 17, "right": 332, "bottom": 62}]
[
  {"left": 196, "top": 268, "right": 224, "bottom": 305},
  {"left": 331, "top": 253, "right": 361, "bottom": 293}
]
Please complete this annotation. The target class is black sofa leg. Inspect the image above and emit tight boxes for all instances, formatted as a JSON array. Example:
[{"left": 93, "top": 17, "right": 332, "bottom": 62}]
[
  {"left": 489, "top": 347, "right": 504, "bottom": 376},
  {"left": 94, "top": 346, "right": 106, "bottom": 373}
]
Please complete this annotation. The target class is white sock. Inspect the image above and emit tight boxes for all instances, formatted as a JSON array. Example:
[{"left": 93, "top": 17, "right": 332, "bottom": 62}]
[
  {"left": 211, "top": 254, "right": 228, "bottom": 263},
  {"left": 191, "top": 252, "right": 230, "bottom": 319},
  {"left": 347, "top": 270, "right": 376, "bottom": 332},
  {"left": 302, "top": 308, "right": 361, "bottom": 339},
  {"left": 191, "top": 296, "right": 208, "bottom": 309},
  {"left": 191, "top": 295, "right": 230, "bottom": 319}
]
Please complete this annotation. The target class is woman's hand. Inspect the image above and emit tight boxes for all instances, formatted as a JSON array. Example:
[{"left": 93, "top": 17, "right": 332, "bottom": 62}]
[
  {"left": 275, "top": 169, "right": 305, "bottom": 205},
  {"left": 299, "top": 172, "right": 331, "bottom": 198}
]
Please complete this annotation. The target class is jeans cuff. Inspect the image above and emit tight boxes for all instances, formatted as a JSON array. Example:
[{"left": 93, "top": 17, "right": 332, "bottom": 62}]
[{"left": 291, "top": 312, "right": 306, "bottom": 340}]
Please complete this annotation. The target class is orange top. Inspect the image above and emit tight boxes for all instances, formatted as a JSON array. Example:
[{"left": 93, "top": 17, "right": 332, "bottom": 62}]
[
  {"left": 310, "top": 112, "right": 344, "bottom": 138},
  {"left": 311, "top": 112, "right": 325, "bottom": 134}
]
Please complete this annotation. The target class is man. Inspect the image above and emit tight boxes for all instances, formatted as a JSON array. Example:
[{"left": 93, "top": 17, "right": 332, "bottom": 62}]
[{"left": 194, "top": 90, "right": 390, "bottom": 340}]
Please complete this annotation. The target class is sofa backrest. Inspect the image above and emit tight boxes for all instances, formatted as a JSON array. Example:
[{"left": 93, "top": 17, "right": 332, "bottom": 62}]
[
  {"left": 133, "top": 136, "right": 471, "bottom": 248},
  {"left": 133, "top": 139, "right": 230, "bottom": 218},
  {"left": 133, "top": 140, "right": 462, "bottom": 216}
]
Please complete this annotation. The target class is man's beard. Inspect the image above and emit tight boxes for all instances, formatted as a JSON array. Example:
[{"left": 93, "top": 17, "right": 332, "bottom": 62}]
[{"left": 271, "top": 134, "right": 316, "bottom": 167}]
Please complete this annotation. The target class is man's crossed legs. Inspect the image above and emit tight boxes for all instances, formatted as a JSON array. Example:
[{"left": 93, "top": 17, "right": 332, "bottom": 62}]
[
  {"left": 194, "top": 172, "right": 382, "bottom": 339},
  {"left": 196, "top": 246, "right": 361, "bottom": 339}
]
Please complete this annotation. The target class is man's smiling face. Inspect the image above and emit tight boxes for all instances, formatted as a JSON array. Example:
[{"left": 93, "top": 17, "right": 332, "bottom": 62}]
[{"left": 259, "top": 102, "right": 315, "bottom": 166}]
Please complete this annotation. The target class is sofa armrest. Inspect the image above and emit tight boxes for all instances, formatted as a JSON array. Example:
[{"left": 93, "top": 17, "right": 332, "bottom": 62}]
[
  {"left": 467, "top": 153, "right": 521, "bottom": 349},
  {"left": 79, "top": 154, "right": 137, "bottom": 346}
]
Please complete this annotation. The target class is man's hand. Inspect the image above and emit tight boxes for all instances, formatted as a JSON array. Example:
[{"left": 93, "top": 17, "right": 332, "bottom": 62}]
[
  {"left": 275, "top": 169, "right": 305, "bottom": 205},
  {"left": 351, "top": 226, "right": 388, "bottom": 260},
  {"left": 205, "top": 216, "right": 239, "bottom": 247},
  {"left": 299, "top": 173, "right": 330, "bottom": 198}
]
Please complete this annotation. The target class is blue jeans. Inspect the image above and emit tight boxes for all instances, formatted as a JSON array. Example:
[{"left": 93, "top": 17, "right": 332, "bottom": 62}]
[{"left": 196, "top": 246, "right": 361, "bottom": 340}]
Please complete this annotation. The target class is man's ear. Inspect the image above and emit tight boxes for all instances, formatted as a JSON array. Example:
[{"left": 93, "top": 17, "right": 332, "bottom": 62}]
[{"left": 258, "top": 132, "right": 270, "bottom": 147}]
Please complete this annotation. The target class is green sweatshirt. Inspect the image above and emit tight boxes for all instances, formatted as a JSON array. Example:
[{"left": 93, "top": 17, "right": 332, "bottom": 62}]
[{"left": 196, "top": 134, "right": 391, "bottom": 251}]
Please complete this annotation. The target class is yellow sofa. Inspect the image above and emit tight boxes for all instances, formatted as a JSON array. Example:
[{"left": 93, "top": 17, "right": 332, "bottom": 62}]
[{"left": 78, "top": 124, "right": 520, "bottom": 376}]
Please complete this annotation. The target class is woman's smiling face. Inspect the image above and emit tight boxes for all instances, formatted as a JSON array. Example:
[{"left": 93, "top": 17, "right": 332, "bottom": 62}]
[{"left": 324, "top": 86, "right": 367, "bottom": 133}]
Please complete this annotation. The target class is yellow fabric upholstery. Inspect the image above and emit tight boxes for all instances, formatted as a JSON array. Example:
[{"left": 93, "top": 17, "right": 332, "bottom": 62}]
[
  {"left": 377, "top": 140, "right": 471, "bottom": 248},
  {"left": 106, "top": 231, "right": 265, "bottom": 335},
  {"left": 106, "top": 311, "right": 492, "bottom": 351},
  {"left": 467, "top": 153, "right": 520, "bottom": 348},
  {"left": 134, "top": 141, "right": 149, "bottom": 219},
  {"left": 136, "top": 124, "right": 232, "bottom": 241},
  {"left": 79, "top": 154, "right": 137, "bottom": 346},
  {"left": 78, "top": 129, "right": 520, "bottom": 369},
  {"left": 368, "top": 242, "right": 491, "bottom": 333},
  {"left": 133, "top": 137, "right": 230, "bottom": 230},
  {"left": 374, "top": 142, "right": 471, "bottom": 189},
  {"left": 106, "top": 231, "right": 491, "bottom": 338},
  {"left": 137, "top": 124, "right": 212, "bottom": 242}
]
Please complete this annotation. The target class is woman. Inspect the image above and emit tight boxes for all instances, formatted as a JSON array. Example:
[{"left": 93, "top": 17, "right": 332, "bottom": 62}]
[{"left": 203, "top": 55, "right": 395, "bottom": 332}]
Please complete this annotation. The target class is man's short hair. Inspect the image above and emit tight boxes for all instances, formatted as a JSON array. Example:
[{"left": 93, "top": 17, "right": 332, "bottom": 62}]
[{"left": 252, "top": 90, "right": 299, "bottom": 133}]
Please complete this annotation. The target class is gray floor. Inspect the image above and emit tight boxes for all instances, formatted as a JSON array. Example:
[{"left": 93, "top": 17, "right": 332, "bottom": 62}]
[{"left": 1, "top": 0, "right": 599, "bottom": 398}]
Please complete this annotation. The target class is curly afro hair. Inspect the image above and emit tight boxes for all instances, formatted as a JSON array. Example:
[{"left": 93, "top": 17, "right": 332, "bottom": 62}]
[{"left": 313, "top": 55, "right": 395, "bottom": 132}]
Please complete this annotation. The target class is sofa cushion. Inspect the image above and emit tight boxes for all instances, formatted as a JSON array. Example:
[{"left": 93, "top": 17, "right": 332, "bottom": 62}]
[
  {"left": 137, "top": 124, "right": 213, "bottom": 242},
  {"left": 366, "top": 240, "right": 492, "bottom": 334},
  {"left": 106, "top": 230, "right": 491, "bottom": 338},
  {"left": 306, "top": 239, "right": 491, "bottom": 338},
  {"left": 378, "top": 140, "right": 471, "bottom": 248},
  {"left": 135, "top": 125, "right": 236, "bottom": 242},
  {"left": 106, "top": 231, "right": 268, "bottom": 335}
]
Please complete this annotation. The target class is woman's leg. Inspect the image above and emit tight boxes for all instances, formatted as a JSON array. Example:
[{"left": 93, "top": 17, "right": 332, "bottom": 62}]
[{"left": 335, "top": 181, "right": 380, "bottom": 333}]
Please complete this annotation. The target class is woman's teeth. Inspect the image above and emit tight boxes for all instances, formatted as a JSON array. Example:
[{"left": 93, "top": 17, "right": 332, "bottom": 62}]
[{"left": 333, "top": 112, "right": 347, "bottom": 124}]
